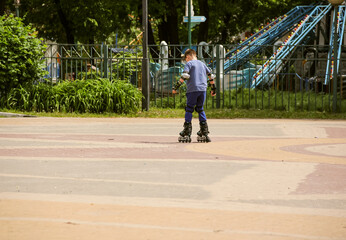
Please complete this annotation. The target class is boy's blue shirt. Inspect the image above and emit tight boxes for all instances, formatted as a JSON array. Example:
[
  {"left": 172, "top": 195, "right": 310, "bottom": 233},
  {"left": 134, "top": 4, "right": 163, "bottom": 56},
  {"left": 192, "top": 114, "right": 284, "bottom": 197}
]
[{"left": 183, "top": 60, "right": 211, "bottom": 93}]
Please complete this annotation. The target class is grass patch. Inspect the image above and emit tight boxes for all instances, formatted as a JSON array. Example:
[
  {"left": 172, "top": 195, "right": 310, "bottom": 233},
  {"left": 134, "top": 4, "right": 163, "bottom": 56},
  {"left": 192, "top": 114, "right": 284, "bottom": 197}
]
[
  {"left": 1, "top": 107, "right": 346, "bottom": 119},
  {"left": 152, "top": 89, "right": 346, "bottom": 113}
]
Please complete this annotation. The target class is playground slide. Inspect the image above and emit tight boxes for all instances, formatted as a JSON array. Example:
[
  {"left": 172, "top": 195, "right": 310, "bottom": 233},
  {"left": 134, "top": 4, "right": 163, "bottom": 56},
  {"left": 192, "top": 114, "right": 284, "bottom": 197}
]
[
  {"left": 223, "top": 5, "right": 316, "bottom": 73},
  {"left": 325, "top": 5, "right": 346, "bottom": 84},
  {"left": 251, "top": 4, "right": 332, "bottom": 88}
]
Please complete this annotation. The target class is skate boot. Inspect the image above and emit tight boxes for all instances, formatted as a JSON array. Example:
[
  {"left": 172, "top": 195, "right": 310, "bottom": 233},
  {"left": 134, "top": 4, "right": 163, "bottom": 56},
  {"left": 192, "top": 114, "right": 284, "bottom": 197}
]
[
  {"left": 178, "top": 122, "right": 192, "bottom": 143},
  {"left": 197, "top": 121, "right": 211, "bottom": 143}
]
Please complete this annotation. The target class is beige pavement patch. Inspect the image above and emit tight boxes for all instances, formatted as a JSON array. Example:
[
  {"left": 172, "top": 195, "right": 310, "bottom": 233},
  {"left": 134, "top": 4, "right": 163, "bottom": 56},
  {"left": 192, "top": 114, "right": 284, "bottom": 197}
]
[
  {"left": 187, "top": 138, "right": 346, "bottom": 164},
  {"left": 1, "top": 199, "right": 346, "bottom": 240},
  {"left": 204, "top": 160, "right": 317, "bottom": 200},
  {"left": 305, "top": 144, "right": 346, "bottom": 157}
]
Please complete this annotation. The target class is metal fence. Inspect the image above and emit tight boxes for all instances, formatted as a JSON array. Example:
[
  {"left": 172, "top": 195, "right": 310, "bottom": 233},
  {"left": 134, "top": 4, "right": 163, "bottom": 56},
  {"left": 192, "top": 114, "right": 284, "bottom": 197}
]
[{"left": 43, "top": 43, "right": 346, "bottom": 113}]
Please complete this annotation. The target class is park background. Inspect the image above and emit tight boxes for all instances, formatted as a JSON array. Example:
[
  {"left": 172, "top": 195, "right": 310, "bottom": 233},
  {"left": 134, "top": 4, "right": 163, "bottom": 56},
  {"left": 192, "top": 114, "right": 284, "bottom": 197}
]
[{"left": 1, "top": 0, "right": 346, "bottom": 117}]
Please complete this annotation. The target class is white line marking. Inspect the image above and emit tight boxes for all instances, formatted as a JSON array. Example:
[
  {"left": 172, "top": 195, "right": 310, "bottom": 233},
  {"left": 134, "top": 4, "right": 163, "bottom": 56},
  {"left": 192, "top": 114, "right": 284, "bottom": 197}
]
[{"left": 0, "top": 173, "right": 202, "bottom": 188}]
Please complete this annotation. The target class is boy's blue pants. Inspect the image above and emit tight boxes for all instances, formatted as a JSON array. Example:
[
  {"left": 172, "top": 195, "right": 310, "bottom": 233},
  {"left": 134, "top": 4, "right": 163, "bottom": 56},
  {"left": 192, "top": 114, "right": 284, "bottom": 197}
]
[{"left": 185, "top": 91, "right": 207, "bottom": 123}]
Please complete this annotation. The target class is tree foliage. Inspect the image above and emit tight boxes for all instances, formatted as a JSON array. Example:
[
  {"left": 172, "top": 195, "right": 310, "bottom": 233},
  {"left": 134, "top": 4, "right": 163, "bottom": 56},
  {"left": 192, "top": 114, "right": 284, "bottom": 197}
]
[
  {"left": 0, "top": 14, "right": 46, "bottom": 96},
  {"left": 8, "top": 0, "right": 137, "bottom": 44},
  {"left": 1, "top": 0, "right": 316, "bottom": 45}
]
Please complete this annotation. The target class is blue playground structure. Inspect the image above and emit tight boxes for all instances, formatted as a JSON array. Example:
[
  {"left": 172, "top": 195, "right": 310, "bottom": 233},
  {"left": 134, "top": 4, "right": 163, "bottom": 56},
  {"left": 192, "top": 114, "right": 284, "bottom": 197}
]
[
  {"left": 325, "top": 4, "right": 346, "bottom": 84},
  {"left": 153, "top": 3, "right": 346, "bottom": 93},
  {"left": 252, "top": 4, "right": 332, "bottom": 87},
  {"left": 224, "top": 5, "right": 316, "bottom": 72},
  {"left": 221, "top": 3, "right": 345, "bottom": 89}
]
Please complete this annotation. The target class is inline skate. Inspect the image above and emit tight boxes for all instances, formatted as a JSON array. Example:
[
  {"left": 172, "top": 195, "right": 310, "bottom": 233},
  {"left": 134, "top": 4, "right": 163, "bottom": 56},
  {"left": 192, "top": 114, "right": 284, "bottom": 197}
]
[
  {"left": 197, "top": 121, "right": 211, "bottom": 143},
  {"left": 178, "top": 122, "right": 192, "bottom": 143}
]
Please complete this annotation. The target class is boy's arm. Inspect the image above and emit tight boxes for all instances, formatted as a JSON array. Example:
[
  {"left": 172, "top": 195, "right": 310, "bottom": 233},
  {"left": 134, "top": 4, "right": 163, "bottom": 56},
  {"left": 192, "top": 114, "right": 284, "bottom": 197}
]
[{"left": 172, "top": 72, "right": 190, "bottom": 93}]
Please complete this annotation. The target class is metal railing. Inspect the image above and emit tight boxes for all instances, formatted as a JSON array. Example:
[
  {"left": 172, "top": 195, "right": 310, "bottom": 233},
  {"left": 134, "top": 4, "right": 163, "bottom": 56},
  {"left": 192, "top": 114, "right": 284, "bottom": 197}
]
[{"left": 43, "top": 43, "right": 346, "bottom": 113}]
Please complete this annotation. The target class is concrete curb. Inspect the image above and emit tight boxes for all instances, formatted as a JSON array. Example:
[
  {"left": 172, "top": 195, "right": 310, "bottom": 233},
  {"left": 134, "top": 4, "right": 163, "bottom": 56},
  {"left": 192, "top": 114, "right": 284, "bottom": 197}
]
[{"left": 0, "top": 112, "right": 36, "bottom": 118}]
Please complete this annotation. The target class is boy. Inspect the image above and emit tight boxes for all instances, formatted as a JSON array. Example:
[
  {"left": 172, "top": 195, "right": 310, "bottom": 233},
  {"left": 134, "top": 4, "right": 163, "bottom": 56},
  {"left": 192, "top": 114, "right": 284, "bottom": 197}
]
[{"left": 172, "top": 49, "right": 216, "bottom": 143}]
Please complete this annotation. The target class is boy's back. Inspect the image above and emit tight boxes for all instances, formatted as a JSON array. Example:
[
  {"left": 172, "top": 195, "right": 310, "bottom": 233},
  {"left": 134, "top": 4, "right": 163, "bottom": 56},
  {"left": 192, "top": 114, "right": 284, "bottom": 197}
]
[{"left": 184, "top": 60, "right": 210, "bottom": 93}]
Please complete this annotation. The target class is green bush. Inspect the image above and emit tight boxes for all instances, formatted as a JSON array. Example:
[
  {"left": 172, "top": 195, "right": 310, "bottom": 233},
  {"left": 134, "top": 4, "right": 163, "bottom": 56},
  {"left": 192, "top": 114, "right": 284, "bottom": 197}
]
[
  {"left": 112, "top": 51, "right": 142, "bottom": 82},
  {"left": 0, "top": 14, "right": 46, "bottom": 96},
  {"left": 1, "top": 79, "right": 143, "bottom": 114}
]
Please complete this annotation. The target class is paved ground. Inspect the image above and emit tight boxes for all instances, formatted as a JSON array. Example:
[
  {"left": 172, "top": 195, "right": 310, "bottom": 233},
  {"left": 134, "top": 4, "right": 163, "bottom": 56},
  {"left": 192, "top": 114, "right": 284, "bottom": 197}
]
[{"left": 0, "top": 116, "right": 346, "bottom": 240}]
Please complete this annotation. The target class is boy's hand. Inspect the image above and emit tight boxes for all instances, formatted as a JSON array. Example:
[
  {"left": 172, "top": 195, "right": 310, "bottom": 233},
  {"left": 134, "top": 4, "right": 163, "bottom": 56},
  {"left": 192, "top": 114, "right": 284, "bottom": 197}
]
[{"left": 209, "top": 80, "right": 216, "bottom": 97}]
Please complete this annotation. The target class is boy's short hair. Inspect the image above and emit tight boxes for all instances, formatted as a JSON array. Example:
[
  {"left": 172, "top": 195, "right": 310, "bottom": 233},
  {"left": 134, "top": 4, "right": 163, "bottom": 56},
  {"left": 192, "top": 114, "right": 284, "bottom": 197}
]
[{"left": 183, "top": 49, "right": 196, "bottom": 59}]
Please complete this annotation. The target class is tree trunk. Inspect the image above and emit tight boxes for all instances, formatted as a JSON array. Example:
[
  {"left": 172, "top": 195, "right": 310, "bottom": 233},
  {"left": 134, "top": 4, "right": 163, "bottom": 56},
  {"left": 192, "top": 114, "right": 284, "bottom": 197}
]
[
  {"left": 166, "top": 1, "right": 179, "bottom": 45},
  {"left": 158, "top": 21, "right": 169, "bottom": 43},
  {"left": 53, "top": 0, "right": 74, "bottom": 44},
  {"left": 158, "top": 1, "right": 179, "bottom": 45},
  {"left": 197, "top": 0, "right": 209, "bottom": 43},
  {"left": 148, "top": 19, "right": 159, "bottom": 59},
  {"left": 221, "top": 14, "right": 231, "bottom": 43},
  {"left": 0, "top": 0, "right": 5, "bottom": 15},
  {"left": 163, "top": 1, "right": 181, "bottom": 66}
]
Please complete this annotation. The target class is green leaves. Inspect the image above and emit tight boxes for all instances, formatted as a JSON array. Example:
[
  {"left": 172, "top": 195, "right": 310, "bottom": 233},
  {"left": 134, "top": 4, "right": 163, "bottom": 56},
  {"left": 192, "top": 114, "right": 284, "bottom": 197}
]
[
  {"left": 20, "top": 0, "right": 136, "bottom": 44},
  {"left": 112, "top": 51, "right": 142, "bottom": 81},
  {"left": 0, "top": 14, "right": 46, "bottom": 96},
  {"left": 84, "top": 18, "right": 98, "bottom": 27},
  {"left": 1, "top": 79, "right": 143, "bottom": 114}
]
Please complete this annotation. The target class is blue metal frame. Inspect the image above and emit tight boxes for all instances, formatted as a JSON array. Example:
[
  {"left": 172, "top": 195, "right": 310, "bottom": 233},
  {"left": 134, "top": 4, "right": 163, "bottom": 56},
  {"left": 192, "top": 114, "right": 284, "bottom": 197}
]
[
  {"left": 324, "top": 5, "right": 346, "bottom": 84},
  {"left": 222, "top": 5, "right": 315, "bottom": 73},
  {"left": 252, "top": 4, "right": 332, "bottom": 88}
]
